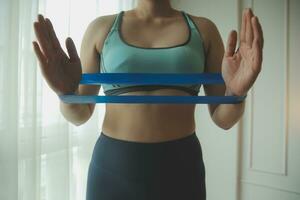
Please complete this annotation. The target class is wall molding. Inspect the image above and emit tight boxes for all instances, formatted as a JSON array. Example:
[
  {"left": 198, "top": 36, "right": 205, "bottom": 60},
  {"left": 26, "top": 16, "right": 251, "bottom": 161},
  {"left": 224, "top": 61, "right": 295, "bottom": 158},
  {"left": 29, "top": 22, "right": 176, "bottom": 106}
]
[
  {"left": 241, "top": 179, "right": 300, "bottom": 195},
  {"left": 248, "top": 0, "right": 290, "bottom": 176}
]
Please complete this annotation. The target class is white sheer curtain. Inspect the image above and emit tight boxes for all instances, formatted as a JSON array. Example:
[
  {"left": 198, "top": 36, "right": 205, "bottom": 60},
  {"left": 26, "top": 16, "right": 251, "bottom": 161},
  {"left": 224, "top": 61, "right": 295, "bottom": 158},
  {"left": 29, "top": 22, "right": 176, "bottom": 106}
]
[{"left": 0, "top": 0, "right": 137, "bottom": 200}]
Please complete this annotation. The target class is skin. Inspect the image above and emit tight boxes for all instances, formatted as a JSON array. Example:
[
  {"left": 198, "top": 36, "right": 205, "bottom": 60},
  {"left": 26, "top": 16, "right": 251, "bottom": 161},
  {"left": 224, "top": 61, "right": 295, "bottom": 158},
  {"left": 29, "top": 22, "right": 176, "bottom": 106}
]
[{"left": 32, "top": 0, "right": 264, "bottom": 142}]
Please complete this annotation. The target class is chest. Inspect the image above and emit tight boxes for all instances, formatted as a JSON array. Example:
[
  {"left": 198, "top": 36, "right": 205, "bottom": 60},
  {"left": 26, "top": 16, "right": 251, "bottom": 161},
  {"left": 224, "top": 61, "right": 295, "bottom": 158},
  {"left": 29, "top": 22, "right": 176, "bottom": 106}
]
[
  {"left": 100, "top": 12, "right": 207, "bottom": 74},
  {"left": 120, "top": 18, "right": 190, "bottom": 49}
]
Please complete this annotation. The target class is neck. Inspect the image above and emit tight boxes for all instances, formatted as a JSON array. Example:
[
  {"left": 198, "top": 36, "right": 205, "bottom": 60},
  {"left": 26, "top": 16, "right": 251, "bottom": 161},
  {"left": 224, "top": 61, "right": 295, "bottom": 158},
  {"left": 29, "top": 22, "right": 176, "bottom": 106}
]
[{"left": 134, "top": 0, "right": 175, "bottom": 18}]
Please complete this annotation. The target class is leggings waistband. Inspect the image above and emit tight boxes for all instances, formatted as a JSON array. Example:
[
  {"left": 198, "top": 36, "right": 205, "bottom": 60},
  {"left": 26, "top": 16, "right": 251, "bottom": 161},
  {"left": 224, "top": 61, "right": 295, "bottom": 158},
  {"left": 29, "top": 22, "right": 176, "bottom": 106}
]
[{"left": 90, "top": 131, "right": 204, "bottom": 180}]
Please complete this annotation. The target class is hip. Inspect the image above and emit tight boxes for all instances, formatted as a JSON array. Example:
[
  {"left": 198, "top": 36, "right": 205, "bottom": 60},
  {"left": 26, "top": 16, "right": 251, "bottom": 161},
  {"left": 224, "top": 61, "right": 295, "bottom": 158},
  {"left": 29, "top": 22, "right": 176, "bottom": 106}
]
[
  {"left": 89, "top": 131, "right": 205, "bottom": 181},
  {"left": 86, "top": 131, "right": 206, "bottom": 200}
]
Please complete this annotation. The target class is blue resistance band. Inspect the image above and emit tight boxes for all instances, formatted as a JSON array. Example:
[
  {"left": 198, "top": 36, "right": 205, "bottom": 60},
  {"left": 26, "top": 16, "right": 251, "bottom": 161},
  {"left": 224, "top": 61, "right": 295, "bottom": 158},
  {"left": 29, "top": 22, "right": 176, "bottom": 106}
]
[{"left": 58, "top": 73, "right": 247, "bottom": 104}]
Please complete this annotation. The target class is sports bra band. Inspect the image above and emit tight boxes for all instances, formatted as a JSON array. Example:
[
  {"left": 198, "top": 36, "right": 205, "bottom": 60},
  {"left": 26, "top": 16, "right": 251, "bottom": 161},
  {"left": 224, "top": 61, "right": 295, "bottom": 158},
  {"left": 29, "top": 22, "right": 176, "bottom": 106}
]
[{"left": 58, "top": 73, "right": 247, "bottom": 104}]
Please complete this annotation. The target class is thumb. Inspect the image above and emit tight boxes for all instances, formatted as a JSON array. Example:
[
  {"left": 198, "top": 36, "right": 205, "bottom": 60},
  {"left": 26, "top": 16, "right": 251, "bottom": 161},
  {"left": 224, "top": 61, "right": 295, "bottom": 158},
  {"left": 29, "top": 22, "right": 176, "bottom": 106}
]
[
  {"left": 65, "top": 37, "right": 80, "bottom": 62},
  {"left": 225, "top": 30, "right": 238, "bottom": 57}
]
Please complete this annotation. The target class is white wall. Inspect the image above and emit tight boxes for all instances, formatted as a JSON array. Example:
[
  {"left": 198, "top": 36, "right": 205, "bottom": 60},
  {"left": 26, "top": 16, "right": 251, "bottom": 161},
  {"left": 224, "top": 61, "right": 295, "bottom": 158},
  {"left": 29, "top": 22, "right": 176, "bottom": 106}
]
[
  {"left": 240, "top": 0, "right": 300, "bottom": 199},
  {"left": 172, "top": 1, "right": 300, "bottom": 200}
]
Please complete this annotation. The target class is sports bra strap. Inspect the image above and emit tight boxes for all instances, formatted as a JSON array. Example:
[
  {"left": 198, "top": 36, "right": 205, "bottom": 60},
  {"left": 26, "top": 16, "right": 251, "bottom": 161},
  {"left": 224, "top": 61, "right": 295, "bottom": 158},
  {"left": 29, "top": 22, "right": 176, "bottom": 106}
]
[
  {"left": 110, "top": 11, "right": 124, "bottom": 31},
  {"left": 181, "top": 11, "right": 198, "bottom": 30}
]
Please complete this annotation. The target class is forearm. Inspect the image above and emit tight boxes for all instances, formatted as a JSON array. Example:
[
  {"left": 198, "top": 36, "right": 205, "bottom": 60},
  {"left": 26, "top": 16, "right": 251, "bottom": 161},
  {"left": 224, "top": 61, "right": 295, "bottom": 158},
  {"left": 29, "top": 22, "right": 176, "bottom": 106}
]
[
  {"left": 59, "top": 88, "right": 91, "bottom": 126},
  {"left": 211, "top": 89, "right": 246, "bottom": 130}
]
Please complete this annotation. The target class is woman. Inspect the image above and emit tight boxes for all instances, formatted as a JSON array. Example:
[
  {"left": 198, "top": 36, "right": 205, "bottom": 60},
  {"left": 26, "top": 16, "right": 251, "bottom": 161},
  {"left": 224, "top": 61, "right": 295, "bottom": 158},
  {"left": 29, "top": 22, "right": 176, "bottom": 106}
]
[{"left": 32, "top": 0, "right": 264, "bottom": 199}]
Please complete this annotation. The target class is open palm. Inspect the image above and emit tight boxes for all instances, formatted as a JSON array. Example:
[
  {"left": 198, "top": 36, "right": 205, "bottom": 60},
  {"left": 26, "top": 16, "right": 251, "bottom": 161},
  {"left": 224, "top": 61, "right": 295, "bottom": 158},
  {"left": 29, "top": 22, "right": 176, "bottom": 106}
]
[
  {"left": 222, "top": 8, "right": 264, "bottom": 96},
  {"left": 32, "top": 14, "right": 82, "bottom": 96}
]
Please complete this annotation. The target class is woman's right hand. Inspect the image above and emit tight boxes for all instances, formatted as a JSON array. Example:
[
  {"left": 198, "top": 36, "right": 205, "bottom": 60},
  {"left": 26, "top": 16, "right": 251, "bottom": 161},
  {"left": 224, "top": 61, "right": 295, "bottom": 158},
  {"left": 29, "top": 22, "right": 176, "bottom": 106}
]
[{"left": 32, "top": 14, "right": 82, "bottom": 96}]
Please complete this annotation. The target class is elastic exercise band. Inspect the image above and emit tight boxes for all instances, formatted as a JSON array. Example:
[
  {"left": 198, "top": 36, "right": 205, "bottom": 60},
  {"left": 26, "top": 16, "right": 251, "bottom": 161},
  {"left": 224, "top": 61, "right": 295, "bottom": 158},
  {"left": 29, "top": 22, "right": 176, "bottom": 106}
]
[
  {"left": 59, "top": 73, "right": 247, "bottom": 104},
  {"left": 79, "top": 73, "right": 224, "bottom": 85},
  {"left": 59, "top": 95, "right": 246, "bottom": 104}
]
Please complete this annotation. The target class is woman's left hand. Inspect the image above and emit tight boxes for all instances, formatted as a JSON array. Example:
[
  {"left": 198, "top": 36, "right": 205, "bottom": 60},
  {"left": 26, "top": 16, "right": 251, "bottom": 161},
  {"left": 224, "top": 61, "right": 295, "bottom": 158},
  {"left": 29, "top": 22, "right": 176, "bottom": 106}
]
[{"left": 221, "top": 8, "right": 264, "bottom": 96}]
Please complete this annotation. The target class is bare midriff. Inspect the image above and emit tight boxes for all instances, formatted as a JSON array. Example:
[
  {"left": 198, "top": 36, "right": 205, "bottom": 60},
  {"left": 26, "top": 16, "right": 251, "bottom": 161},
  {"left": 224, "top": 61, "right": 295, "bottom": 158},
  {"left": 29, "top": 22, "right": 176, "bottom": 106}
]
[{"left": 101, "top": 89, "right": 197, "bottom": 143}]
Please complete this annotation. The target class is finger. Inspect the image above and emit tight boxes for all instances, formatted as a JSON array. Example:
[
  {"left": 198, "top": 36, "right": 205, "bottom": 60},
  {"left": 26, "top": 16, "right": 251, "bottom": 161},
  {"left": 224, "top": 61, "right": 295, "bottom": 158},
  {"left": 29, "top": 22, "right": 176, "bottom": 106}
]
[
  {"left": 65, "top": 37, "right": 80, "bottom": 62},
  {"left": 252, "top": 17, "right": 263, "bottom": 69},
  {"left": 256, "top": 17, "right": 264, "bottom": 49},
  {"left": 33, "top": 22, "right": 53, "bottom": 58},
  {"left": 252, "top": 45, "right": 263, "bottom": 73},
  {"left": 252, "top": 17, "right": 263, "bottom": 72},
  {"left": 245, "top": 8, "right": 254, "bottom": 47},
  {"left": 37, "top": 14, "right": 51, "bottom": 45},
  {"left": 225, "top": 30, "right": 238, "bottom": 57},
  {"left": 32, "top": 41, "right": 47, "bottom": 67},
  {"left": 45, "top": 18, "right": 62, "bottom": 50},
  {"left": 252, "top": 16, "right": 262, "bottom": 49},
  {"left": 240, "top": 9, "right": 247, "bottom": 44}
]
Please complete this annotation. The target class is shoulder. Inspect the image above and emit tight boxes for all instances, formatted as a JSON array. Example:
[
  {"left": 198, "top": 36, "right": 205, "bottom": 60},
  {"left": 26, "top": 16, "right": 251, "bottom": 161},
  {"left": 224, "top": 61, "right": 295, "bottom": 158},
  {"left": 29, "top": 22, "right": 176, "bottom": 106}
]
[
  {"left": 187, "top": 13, "right": 220, "bottom": 37},
  {"left": 88, "top": 13, "right": 118, "bottom": 29},
  {"left": 82, "top": 13, "right": 119, "bottom": 53},
  {"left": 185, "top": 13, "right": 222, "bottom": 53}
]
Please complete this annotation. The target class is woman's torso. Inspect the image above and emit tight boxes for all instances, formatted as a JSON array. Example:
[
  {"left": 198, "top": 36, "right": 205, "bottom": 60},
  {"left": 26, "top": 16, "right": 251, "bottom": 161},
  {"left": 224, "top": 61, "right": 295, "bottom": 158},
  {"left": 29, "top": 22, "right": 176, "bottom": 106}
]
[{"left": 94, "top": 9, "right": 209, "bottom": 142}]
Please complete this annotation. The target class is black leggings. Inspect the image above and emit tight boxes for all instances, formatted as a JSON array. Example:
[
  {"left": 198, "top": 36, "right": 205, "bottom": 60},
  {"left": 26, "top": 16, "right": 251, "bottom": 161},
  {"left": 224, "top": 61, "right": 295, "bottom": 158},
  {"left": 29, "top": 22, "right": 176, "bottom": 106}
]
[{"left": 86, "top": 131, "right": 206, "bottom": 200}]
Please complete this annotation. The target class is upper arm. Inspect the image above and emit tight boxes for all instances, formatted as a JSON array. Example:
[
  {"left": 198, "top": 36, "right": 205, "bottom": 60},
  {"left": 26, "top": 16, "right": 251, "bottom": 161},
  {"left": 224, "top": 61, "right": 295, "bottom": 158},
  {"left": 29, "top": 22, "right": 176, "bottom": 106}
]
[
  {"left": 79, "top": 14, "right": 117, "bottom": 116},
  {"left": 192, "top": 17, "right": 226, "bottom": 117}
]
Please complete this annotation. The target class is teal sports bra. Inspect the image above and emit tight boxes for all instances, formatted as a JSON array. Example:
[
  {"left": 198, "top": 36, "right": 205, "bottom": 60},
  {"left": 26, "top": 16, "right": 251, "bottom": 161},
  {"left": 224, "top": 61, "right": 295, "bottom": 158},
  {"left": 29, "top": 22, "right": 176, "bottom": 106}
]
[{"left": 100, "top": 10, "right": 206, "bottom": 96}]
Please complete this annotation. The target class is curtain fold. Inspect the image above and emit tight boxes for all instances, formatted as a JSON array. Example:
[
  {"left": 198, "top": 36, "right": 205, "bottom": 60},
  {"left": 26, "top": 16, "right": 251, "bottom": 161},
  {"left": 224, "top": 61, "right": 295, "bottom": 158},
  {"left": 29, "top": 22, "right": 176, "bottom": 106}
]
[{"left": 0, "top": 0, "right": 137, "bottom": 199}]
